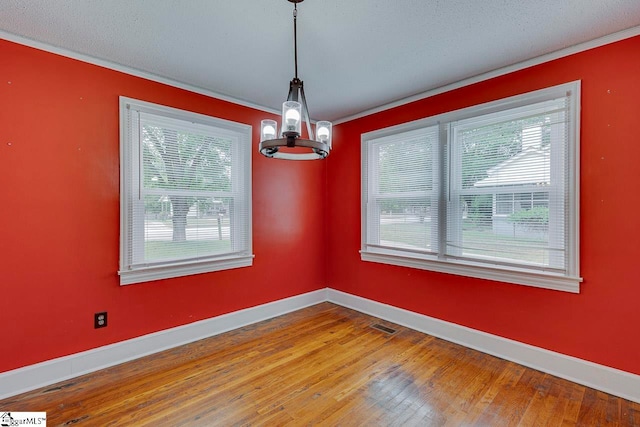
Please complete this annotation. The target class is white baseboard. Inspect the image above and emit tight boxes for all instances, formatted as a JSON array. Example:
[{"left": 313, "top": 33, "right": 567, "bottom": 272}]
[
  {"left": 327, "top": 289, "right": 640, "bottom": 404},
  {"left": 0, "top": 289, "right": 327, "bottom": 400},
  {"left": 3, "top": 287, "right": 639, "bottom": 405}
]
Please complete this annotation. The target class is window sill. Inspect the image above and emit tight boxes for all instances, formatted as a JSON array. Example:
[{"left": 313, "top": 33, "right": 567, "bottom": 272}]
[
  {"left": 119, "top": 254, "right": 254, "bottom": 286},
  {"left": 360, "top": 250, "right": 581, "bottom": 293}
]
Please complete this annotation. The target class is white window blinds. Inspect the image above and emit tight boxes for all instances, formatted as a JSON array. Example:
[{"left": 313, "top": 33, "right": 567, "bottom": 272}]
[
  {"left": 120, "top": 98, "right": 252, "bottom": 285},
  {"left": 364, "top": 126, "right": 439, "bottom": 255},
  {"left": 447, "top": 98, "right": 568, "bottom": 271},
  {"left": 361, "top": 82, "right": 581, "bottom": 292}
]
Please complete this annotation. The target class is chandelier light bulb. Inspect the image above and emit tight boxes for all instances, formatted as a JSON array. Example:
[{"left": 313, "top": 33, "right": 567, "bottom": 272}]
[
  {"left": 260, "top": 119, "right": 278, "bottom": 142},
  {"left": 285, "top": 109, "right": 300, "bottom": 125},
  {"left": 317, "top": 126, "right": 329, "bottom": 140},
  {"left": 315, "top": 121, "right": 332, "bottom": 148},
  {"left": 263, "top": 125, "right": 276, "bottom": 139},
  {"left": 282, "top": 101, "right": 302, "bottom": 134}
]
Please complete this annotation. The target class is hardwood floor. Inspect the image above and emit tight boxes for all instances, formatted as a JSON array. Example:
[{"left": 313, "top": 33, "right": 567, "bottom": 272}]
[{"left": 1, "top": 302, "right": 639, "bottom": 426}]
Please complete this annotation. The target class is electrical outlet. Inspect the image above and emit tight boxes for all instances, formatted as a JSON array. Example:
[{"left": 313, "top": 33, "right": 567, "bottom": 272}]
[{"left": 94, "top": 312, "right": 108, "bottom": 329}]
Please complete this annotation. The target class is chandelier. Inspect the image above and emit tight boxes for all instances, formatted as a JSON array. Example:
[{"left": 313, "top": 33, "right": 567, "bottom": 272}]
[{"left": 259, "top": 0, "right": 332, "bottom": 160}]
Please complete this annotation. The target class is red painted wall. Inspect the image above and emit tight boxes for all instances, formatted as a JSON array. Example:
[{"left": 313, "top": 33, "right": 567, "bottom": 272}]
[
  {"left": 2, "top": 33, "right": 639, "bottom": 378},
  {"left": 328, "top": 35, "right": 640, "bottom": 375},
  {"left": 0, "top": 39, "right": 326, "bottom": 373}
]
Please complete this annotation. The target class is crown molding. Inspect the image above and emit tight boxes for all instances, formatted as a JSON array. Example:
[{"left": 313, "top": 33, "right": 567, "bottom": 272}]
[
  {"left": 2, "top": 24, "right": 639, "bottom": 128},
  {"left": 334, "top": 25, "right": 640, "bottom": 124},
  {"left": 0, "top": 30, "right": 280, "bottom": 116}
]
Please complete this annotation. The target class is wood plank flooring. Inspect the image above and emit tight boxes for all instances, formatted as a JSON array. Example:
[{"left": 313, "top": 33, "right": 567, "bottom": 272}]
[{"left": 1, "top": 302, "right": 639, "bottom": 426}]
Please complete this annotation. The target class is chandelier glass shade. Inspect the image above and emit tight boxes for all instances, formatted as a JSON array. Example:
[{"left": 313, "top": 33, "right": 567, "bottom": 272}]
[{"left": 259, "top": 0, "right": 332, "bottom": 160}]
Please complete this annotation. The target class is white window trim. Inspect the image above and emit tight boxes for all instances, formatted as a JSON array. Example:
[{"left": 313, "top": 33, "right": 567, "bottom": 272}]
[
  {"left": 119, "top": 97, "right": 253, "bottom": 285},
  {"left": 361, "top": 81, "right": 582, "bottom": 293}
]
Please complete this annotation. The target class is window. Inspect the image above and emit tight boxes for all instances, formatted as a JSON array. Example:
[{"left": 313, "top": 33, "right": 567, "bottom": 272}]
[
  {"left": 119, "top": 97, "right": 253, "bottom": 285},
  {"left": 361, "top": 82, "right": 581, "bottom": 292},
  {"left": 494, "top": 192, "right": 549, "bottom": 216}
]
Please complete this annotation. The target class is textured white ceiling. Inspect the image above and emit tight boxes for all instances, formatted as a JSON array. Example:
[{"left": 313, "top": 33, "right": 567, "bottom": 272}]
[{"left": 1, "top": 1, "right": 640, "bottom": 122}]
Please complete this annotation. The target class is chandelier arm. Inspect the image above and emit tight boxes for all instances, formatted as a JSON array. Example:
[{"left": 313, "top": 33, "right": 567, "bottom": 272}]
[
  {"left": 299, "top": 83, "right": 314, "bottom": 140},
  {"left": 287, "top": 79, "right": 298, "bottom": 102}
]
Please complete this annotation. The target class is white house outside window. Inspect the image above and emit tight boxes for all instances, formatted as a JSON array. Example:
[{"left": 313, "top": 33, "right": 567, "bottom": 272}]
[
  {"left": 119, "top": 97, "right": 253, "bottom": 285},
  {"left": 361, "top": 82, "right": 581, "bottom": 292}
]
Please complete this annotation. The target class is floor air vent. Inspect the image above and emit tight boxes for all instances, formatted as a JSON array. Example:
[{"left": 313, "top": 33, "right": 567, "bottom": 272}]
[{"left": 370, "top": 323, "right": 397, "bottom": 335}]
